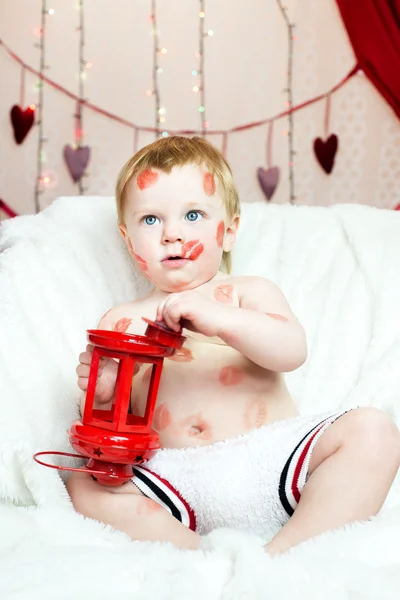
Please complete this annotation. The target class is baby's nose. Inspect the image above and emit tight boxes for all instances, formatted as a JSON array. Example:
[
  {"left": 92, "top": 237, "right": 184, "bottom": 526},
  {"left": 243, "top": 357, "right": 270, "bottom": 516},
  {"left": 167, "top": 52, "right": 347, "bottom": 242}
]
[{"left": 162, "top": 224, "right": 184, "bottom": 244}]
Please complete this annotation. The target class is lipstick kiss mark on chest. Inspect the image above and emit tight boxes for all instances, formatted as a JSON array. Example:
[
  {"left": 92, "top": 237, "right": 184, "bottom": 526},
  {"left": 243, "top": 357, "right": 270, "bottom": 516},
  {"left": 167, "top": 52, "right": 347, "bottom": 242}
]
[
  {"left": 219, "top": 365, "right": 244, "bottom": 386},
  {"left": 113, "top": 317, "right": 133, "bottom": 333},
  {"left": 214, "top": 284, "right": 233, "bottom": 304}
]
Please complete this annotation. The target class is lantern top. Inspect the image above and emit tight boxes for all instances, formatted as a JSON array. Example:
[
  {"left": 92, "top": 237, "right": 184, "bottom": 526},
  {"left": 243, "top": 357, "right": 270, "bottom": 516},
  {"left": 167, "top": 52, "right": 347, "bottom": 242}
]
[
  {"left": 142, "top": 318, "right": 186, "bottom": 349},
  {"left": 87, "top": 329, "right": 175, "bottom": 357}
]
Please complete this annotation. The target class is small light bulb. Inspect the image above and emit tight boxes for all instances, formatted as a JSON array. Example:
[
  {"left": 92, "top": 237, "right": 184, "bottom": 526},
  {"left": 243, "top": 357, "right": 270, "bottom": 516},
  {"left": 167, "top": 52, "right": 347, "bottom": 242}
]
[
  {"left": 148, "top": 14, "right": 155, "bottom": 23},
  {"left": 157, "top": 67, "right": 163, "bottom": 74},
  {"left": 203, "top": 121, "right": 209, "bottom": 128},
  {"left": 48, "top": 8, "right": 55, "bottom": 15},
  {"left": 193, "top": 85, "right": 199, "bottom": 92},
  {"left": 43, "top": 175, "right": 51, "bottom": 184},
  {"left": 29, "top": 104, "right": 36, "bottom": 111},
  {"left": 207, "top": 29, "right": 214, "bottom": 36},
  {"left": 199, "top": 11, "right": 205, "bottom": 18},
  {"left": 160, "top": 47, "right": 167, "bottom": 55},
  {"left": 145, "top": 89, "right": 153, "bottom": 96},
  {"left": 162, "top": 131, "right": 169, "bottom": 137},
  {"left": 158, "top": 107, "right": 166, "bottom": 115},
  {"left": 195, "top": 51, "right": 201, "bottom": 58},
  {"left": 192, "top": 70, "right": 198, "bottom": 76},
  {"left": 198, "top": 106, "right": 205, "bottom": 113},
  {"left": 80, "top": 71, "right": 87, "bottom": 80},
  {"left": 283, "top": 131, "right": 288, "bottom": 136},
  {"left": 33, "top": 27, "right": 43, "bottom": 37},
  {"left": 159, "top": 116, "right": 166, "bottom": 123},
  {"left": 85, "top": 61, "right": 92, "bottom": 69}
]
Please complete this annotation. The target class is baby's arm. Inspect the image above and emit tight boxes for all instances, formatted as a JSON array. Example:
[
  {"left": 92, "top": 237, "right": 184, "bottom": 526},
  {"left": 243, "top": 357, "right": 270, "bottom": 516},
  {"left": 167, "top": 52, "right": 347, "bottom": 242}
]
[{"left": 218, "top": 277, "right": 307, "bottom": 372}]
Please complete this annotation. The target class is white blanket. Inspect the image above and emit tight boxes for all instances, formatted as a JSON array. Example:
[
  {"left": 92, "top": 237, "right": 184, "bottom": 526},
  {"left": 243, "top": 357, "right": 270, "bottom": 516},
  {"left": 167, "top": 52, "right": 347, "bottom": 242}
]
[{"left": 1, "top": 197, "right": 400, "bottom": 599}]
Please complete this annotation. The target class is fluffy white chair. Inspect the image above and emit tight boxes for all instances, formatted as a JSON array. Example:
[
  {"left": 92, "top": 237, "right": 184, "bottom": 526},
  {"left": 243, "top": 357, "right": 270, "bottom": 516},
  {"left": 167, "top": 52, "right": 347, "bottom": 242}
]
[{"left": 1, "top": 197, "right": 400, "bottom": 599}]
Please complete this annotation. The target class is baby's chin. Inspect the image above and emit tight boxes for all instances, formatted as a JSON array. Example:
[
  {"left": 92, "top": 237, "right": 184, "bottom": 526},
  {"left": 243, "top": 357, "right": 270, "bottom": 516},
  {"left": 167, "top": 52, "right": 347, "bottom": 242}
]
[{"left": 151, "top": 270, "right": 220, "bottom": 293}]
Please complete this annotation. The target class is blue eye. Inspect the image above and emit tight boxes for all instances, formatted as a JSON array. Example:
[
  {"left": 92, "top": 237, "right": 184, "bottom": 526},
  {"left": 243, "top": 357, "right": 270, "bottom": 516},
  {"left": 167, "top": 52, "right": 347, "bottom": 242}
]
[
  {"left": 143, "top": 215, "right": 159, "bottom": 225},
  {"left": 186, "top": 210, "right": 202, "bottom": 222}
]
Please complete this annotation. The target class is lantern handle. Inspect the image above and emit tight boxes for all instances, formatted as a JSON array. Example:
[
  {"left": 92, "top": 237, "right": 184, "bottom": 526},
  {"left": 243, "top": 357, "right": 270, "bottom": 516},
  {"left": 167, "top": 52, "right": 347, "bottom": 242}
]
[{"left": 33, "top": 451, "right": 120, "bottom": 479}]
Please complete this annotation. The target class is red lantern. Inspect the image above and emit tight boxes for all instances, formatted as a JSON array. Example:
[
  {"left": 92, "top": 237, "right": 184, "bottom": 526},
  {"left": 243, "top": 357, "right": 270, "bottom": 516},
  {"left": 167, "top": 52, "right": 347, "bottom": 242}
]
[{"left": 34, "top": 319, "right": 185, "bottom": 486}]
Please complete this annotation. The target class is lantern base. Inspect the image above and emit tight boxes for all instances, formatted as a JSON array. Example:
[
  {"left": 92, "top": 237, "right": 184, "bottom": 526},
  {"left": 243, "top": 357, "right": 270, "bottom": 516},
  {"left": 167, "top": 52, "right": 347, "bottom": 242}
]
[{"left": 85, "top": 459, "right": 134, "bottom": 486}]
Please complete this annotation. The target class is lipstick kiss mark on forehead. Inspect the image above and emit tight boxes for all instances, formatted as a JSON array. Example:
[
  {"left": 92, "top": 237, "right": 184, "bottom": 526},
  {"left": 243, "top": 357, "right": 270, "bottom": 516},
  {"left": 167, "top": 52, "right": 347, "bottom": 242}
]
[
  {"left": 203, "top": 172, "right": 216, "bottom": 196},
  {"left": 216, "top": 221, "right": 225, "bottom": 248},
  {"left": 137, "top": 169, "right": 158, "bottom": 190}
]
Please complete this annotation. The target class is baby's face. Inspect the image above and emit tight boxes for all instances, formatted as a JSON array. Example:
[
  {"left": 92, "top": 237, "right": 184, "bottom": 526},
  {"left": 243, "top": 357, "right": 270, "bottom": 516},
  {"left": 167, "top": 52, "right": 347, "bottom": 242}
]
[{"left": 120, "top": 164, "right": 236, "bottom": 292}]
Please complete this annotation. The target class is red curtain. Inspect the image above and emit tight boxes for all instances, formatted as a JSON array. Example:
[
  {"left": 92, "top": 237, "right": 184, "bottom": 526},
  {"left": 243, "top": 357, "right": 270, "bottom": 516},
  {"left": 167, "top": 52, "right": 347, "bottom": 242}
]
[{"left": 336, "top": 0, "right": 400, "bottom": 119}]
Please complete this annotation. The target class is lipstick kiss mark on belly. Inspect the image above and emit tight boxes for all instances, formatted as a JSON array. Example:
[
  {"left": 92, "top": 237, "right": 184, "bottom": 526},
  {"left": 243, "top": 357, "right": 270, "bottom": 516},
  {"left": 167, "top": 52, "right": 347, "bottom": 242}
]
[
  {"left": 182, "top": 239, "right": 204, "bottom": 261},
  {"left": 216, "top": 220, "right": 225, "bottom": 248},
  {"left": 113, "top": 317, "right": 133, "bottom": 333},
  {"left": 203, "top": 173, "right": 216, "bottom": 196},
  {"left": 153, "top": 403, "right": 172, "bottom": 431},
  {"left": 137, "top": 169, "right": 158, "bottom": 190},
  {"left": 243, "top": 397, "right": 268, "bottom": 430},
  {"left": 214, "top": 284, "right": 233, "bottom": 304},
  {"left": 219, "top": 365, "right": 244, "bottom": 386}
]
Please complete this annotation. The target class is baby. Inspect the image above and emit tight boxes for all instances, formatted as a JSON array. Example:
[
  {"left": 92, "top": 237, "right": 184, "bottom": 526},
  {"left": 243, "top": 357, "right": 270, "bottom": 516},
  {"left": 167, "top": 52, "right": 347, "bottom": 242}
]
[{"left": 68, "top": 136, "right": 400, "bottom": 555}]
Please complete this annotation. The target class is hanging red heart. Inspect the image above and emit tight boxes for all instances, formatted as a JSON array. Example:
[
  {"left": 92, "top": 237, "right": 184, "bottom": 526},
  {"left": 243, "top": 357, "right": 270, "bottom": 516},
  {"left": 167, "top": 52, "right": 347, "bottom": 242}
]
[
  {"left": 63, "top": 144, "right": 91, "bottom": 183},
  {"left": 257, "top": 166, "right": 280, "bottom": 201},
  {"left": 313, "top": 134, "right": 339, "bottom": 175},
  {"left": 10, "top": 105, "right": 35, "bottom": 145}
]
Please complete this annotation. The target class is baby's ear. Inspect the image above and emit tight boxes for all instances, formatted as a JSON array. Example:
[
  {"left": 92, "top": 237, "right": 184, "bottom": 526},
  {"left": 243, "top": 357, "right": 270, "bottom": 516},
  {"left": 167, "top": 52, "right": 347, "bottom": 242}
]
[
  {"left": 223, "top": 215, "right": 240, "bottom": 253},
  {"left": 118, "top": 224, "right": 135, "bottom": 258}
]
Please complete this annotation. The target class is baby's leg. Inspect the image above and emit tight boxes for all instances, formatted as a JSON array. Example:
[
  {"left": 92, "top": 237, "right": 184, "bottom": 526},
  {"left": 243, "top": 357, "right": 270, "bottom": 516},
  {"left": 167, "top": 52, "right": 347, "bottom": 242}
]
[
  {"left": 266, "top": 408, "right": 400, "bottom": 555},
  {"left": 66, "top": 471, "right": 200, "bottom": 549}
]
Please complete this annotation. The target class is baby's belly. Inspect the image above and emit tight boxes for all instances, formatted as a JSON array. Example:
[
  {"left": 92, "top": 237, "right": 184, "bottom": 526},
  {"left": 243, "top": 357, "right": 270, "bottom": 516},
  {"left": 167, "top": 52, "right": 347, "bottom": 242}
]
[{"left": 132, "top": 342, "right": 298, "bottom": 449}]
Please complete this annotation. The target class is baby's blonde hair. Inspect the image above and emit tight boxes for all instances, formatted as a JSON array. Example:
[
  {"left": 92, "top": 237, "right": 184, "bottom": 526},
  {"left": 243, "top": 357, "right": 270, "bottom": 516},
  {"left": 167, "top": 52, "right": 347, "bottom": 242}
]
[{"left": 115, "top": 136, "right": 240, "bottom": 273}]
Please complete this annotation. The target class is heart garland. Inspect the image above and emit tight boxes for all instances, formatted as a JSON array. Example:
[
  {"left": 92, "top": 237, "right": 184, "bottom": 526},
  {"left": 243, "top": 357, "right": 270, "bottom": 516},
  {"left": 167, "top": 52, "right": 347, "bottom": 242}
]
[
  {"left": 313, "top": 134, "right": 339, "bottom": 175},
  {"left": 63, "top": 144, "right": 91, "bottom": 183},
  {"left": 313, "top": 96, "right": 339, "bottom": 175},
  {"left": 257, "top": 122, "right": 280, "bottom": 201},
  {"left": 10, "top": 105, "right": 35, "bottom": 145}
]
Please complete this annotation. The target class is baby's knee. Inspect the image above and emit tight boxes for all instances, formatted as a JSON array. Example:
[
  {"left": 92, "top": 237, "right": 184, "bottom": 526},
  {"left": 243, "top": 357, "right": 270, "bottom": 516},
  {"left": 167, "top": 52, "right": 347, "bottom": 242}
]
[{"left": 350, "top": 408, "right": 400, "bottom": 464}]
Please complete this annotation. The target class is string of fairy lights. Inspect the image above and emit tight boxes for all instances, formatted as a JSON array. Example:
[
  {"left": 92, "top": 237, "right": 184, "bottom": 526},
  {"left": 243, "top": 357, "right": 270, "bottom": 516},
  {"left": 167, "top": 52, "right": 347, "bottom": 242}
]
[
  {"left": 276, "top": 0, "right": 296, "bottom": 203},
  {"left": 33, "top": 0, "right": 49, "bottom": 213},
  {"left": 76, "top": 0, "right": 87, "bottom": 194}
]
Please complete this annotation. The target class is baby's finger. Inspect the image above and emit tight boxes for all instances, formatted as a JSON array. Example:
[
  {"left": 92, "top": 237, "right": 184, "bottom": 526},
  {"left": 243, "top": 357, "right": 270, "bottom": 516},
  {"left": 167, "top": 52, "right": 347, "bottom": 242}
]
[
  {"left": 77, "top": 377, "right": 88, "bottom": 391},
  {"left": 86, "top": 344, "right": 94, "bottom": 353},
  {"left": 79, "top": 351, "right": 93, "bottom": 365}
]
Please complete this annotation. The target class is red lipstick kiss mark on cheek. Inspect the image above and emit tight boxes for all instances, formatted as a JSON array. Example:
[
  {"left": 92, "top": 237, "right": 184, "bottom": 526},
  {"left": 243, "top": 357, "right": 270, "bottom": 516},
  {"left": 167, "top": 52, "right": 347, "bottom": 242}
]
[
  {"left": 134, "top": 253, "right": 148, "bottom": 271},
  {"left": 219, "top": 365, "right": 244, "bottom": 386},
  {"left": 137, "top": 169, "right": 158, "bottom": 190},
  {"left": 182, "top": 239, "right": 204, "bottom": 260},
  {"left": 153, "top": 403, "right": 172, "bottom": 431},
  {"left": 113, "top": 317, "right": 133, "bottom": 333},
  {"left": 203, "top": 172, "right": 216, "bottom": 196},
  {"left": 265, "top": 312, "right": 289, "bottom": 322},
  {"left": 214, "top": 284, "right": 233, "bottom": 304},
  {"left": 216, "top": 221, "right": 225, "bottom": 248}
]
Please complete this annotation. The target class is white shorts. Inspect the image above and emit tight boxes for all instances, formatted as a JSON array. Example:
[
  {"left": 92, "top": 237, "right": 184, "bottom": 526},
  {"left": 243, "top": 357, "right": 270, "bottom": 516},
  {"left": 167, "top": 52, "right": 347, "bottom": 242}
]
[{"left": 131, "top": 410, "right": 349, "bottom": 539}]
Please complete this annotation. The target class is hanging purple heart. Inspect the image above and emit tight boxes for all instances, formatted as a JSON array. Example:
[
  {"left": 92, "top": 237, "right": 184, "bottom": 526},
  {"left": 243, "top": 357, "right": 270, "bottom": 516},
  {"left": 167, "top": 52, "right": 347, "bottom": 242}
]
[
  {"left": 257, "top": 166, "right": 280, "bottom": 201},
  {"left": 313, "top": 134, "right": 338, "bottom": 175},
  {"left": 63, "top": 144, "right": 90, "bottom": 183}
]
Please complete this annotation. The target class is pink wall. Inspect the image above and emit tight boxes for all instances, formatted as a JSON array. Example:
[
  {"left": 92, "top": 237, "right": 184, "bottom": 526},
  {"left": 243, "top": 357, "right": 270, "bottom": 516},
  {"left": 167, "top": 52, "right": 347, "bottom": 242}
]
[{"left": 1, "top": 0, "right": 399, "bottom": 216}]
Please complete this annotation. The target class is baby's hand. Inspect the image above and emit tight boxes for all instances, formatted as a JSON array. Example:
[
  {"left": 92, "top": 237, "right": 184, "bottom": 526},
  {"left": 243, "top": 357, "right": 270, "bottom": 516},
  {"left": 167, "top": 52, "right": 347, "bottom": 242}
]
[
  {"left": 76, "top": 344, "right": 118, "bottom": 405},
  {"left": 156, "top": 291, "right": 230, "bottom": 337}
]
